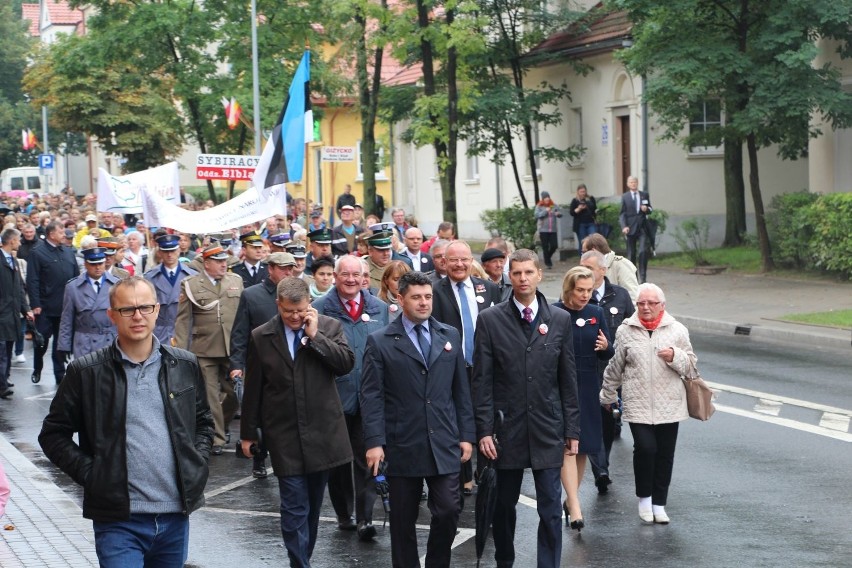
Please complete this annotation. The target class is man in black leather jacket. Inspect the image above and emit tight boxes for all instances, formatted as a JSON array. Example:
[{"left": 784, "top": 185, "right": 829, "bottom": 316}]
[{"left": 39, "top": 276, "right": 213, "bottom": 566}]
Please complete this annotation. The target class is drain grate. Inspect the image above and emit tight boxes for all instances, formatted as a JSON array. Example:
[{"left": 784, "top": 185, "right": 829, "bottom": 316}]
[{"left": 734, "top": 325, "right": 752, "bottom": 336}]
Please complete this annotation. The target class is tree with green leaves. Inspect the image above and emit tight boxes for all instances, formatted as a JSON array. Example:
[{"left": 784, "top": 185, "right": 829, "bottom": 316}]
[
  {"left": 614, "top": 0, "right": 852, "bottom": 271},
  {"left": 0, "top": 0, "right": 39, "bottom": 171},
  {"left": 463, "top": 0, "right": 586, "bottom": 207}
]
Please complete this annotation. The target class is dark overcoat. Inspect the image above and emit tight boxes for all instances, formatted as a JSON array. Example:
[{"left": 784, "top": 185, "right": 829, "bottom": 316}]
[
  {"left": 361, "top": 316, "right": 476, "bottom": 477},
  {"left": 240, "top": 314, "right": 355, "bottom": 476},
  {"left": 231, "top": 261, "right": 268, "bottom": 288},
  {"left": 26, "top": 240, "right": 79, "bottom": 317},
  {"left": 0, "top": 255, "right": 30, "bottom": 342},
  {"left": 472, "top": 291, "right": 580, "bottom": 471},
  {"left": 228, "top": 278, "right": 278, "bottom": 372}
]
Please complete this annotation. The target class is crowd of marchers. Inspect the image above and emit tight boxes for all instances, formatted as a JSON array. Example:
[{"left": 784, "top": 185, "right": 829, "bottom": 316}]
[{"left": 0, "top": 175, "right": 696, "bottom": 568}]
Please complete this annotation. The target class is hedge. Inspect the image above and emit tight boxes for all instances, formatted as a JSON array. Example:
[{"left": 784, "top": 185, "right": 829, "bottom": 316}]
[{"left": 767, "top": 191, "right": 852, "bottom": 278}]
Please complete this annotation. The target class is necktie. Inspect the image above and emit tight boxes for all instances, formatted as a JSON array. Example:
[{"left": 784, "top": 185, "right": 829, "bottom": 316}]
[
  {"left": 522, "top": 307, "right": 533, "bottom": 323},
  {"left": 94, "top": 280, "right": 101, "bottom": 295},
  {"left": 347, "top": 299, "right": 359, "bottom": 320},
  {"left": 250, "top": 265, "right": 256, "bottom": 278},
  {"left": 291, "top": 329, "right": 302, "bottom": 361},
  {"left": 6, "top": 256, "right": 14, "bottom": 270},
  {"left": 169, "top": 270, "right": 175, "bottom": 280},
  {"left": 414, "top": 324, "right": 430, "bottom": 368},
  {"left": 633, "top": 191, "right": 639, "bottom": 213},
  {"left": 456, "top": 282, "right": 475, "bottom": 366}
]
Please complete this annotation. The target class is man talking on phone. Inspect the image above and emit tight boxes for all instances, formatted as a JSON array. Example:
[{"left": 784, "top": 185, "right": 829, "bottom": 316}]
[{"left": 240, "top": 277, "right": 355, "bottom": 567}]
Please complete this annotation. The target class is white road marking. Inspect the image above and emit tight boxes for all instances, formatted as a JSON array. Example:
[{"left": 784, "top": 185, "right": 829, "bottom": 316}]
[
  {"left": 819, "top": 413, "right": 851, "bottom": 432},
  {"left": 705, "top": 381, "right": 852, "bottom": 416},
  {"left": 714, "top": 404, "right": 852, "bottom": 442},
  {"left": 754, "top": 398, "right": 782, "bottom": 416},
  {"left": 204, "top": 476, "right": 256, "bottom": 499},
  {"left": 25, "top": 390, "right": 57, "bottom": 401}
]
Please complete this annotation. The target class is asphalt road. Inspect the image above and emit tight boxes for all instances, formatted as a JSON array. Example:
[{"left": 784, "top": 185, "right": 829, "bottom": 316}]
[{"left": 2, "top": 330, "right": 850, "bottom": 567}]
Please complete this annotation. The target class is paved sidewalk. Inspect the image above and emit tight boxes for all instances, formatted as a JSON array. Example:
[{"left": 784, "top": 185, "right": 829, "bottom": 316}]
[
  {"left": 0, "top": 435, "right": 97, "bottom": 567},
  {"left": 539, "top": 261, "right": 851, "bottom": 350}
]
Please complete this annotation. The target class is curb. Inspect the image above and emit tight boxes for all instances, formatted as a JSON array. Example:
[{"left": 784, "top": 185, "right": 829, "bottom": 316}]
[{"left": 673, "top": 314, "right": 851, "bottom": 351}]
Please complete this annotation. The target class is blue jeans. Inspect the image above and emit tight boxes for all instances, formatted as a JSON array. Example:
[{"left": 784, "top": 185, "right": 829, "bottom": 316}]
[
  {"left": 576, "top": 223, "right": 598, "bottom": 255},
  {"left": 278, "top": 470, "right": 330, "bottom": 568},
  {"left": 93, "top": 513, "right": 189, "bottom": 568}
]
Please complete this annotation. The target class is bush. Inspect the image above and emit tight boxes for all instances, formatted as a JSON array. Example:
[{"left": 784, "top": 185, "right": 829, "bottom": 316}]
[
  {"left": 673, "top": 217, "right": 711, "bottom": 266},
  {"left": 766, "top": 190, "right": 818, "bottom": 269},
  {"left": 809, "top": 193, "right": 852, "bottom": 278},
  {"left": 481, "top": 203, "right": 538, "bottom": 251}
]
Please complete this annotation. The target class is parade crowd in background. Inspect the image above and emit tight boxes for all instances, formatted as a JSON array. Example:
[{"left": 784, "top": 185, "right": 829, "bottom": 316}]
[{"left": 0, "top": 178, "right": 694, "bottom": 568}]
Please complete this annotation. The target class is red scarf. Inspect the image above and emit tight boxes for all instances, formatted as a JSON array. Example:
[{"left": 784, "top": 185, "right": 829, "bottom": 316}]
[{"left": 639, "top": 310, "right": 665, "bottom": 331}]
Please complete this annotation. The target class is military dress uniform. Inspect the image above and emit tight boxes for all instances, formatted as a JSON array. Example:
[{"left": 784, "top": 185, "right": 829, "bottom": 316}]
[
  {"left": 232, "top": 232, "right": 268, "bottom": 288},
  {"left": 97, "top": 237, "right": 130, "bottom": 280},
  {"left": 173, "top": 245, "right": 244, "bottom": 450},
  {"left": 365, "top": 232, "right": 395, "bottom": 290},
  {"left": 57, "top": 248, "right": 118, "bottom": 358},
  {"left": 144, "top": 234, "right": 198, "bottom": 344}
]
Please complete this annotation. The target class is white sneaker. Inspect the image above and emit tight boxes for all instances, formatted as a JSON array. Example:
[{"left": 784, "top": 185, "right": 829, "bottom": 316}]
[
  {"left": 12, "top": 354, "right": 26, "bottom": 365},
  {"left": 638, "top": 504, "right": 654, "bottom": 523}
]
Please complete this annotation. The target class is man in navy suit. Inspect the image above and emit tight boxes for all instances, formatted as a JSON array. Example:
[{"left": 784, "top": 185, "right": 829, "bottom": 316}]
[
  {"left": 361, "top": 271, "right": 475, "bottom": 568},
  {"left": 618, "top": 175, "right": 653, "bottom": 283}
]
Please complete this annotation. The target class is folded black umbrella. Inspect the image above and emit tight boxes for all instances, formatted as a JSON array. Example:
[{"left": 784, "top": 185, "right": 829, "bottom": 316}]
[
  {"left": 26, "top": 319, "right": 45, "bottom": 350},
  {"left": 475, "top": 410, "right": 504, "bottom": 567}
]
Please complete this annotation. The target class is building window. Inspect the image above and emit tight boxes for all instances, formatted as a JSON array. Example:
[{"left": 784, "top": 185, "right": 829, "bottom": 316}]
[
  {"left": 689, "top": 100, "right": 723, "bottom": 155},
  {"left": 568, "top": 107, "right": 585, "bottom": 167},
  {"left": 525, "top": 123, "right": 542, "bottom": 178},
  {"left": 356, "top": 140, "right": 387, "bottom": 180},
  {"left": 465, "top": 154, "right": 479, "bottom": 182}
]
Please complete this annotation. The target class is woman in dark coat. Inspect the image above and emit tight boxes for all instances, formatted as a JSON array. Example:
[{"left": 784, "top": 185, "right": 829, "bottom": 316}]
[
  {"left": 553, "top": 266, "right": 613, "bottom": 531},
  {"left": 569, "top": 184, "right": 598, "bottom": 255}
]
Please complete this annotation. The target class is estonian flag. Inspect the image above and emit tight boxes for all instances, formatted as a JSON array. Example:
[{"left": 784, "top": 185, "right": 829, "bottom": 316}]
[{"left": 253, "top": 51, "right": 313, "bottom": 199}]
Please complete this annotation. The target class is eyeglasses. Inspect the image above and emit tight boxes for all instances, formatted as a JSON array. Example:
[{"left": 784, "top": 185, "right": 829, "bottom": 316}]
[
  {"left": 113, "top": 304, "right": 157, "bottom": 317},
  {"left": 280, "top": 308, "right": 308, "bottom": 317},
  {"left": 446, "top": 257, "right": 473, "bottom": 264},
  {"left": 636, "top": 301, "right": 662, "bottom": 308}
]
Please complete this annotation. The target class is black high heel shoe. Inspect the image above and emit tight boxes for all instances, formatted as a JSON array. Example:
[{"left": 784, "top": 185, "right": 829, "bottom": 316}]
[
  {"left": 562, "top": 501, "right": 571, "bottom": 527},
  {"left": 570, "top": 517, "right": 585, "bottom": 532}
]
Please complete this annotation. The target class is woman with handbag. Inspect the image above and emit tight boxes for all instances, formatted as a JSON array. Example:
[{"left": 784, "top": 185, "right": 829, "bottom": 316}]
[
  {"left": 600, "top": 282, "right": 697, "bottom": 525},
  {"left": 554, "top": 266, "right": 613, "bottom": 532}
]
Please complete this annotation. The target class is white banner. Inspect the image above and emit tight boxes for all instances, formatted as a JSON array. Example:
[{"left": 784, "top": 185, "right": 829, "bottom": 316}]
[
  {"left": 140, "top": 184, "right": 288, "bottom": 234},
  {"left": 97, "top": 162, "right": 181, "bottom": 214}
]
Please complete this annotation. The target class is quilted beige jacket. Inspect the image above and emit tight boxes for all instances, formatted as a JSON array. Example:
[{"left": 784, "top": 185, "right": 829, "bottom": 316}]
[{"left": 600, "top": 311, "right": 697, "bottom": 424}]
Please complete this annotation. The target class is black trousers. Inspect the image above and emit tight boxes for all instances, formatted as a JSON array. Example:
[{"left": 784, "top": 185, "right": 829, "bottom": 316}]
[
  {"left": 590, "top": 405, "right": 616, "bottom": 478},
  {"left": 0, "top": 341, "right": 13, "bottom": 389},
  {"left": 492, "top": 467, "right": 562, "bottom": 568},
  {"left": 388, "top": 473, "right": 460, "bottom": 568},
  {"left": 328, "top": 412, "right": 376, "bottom": 523},
  {"left": 34, "top": 314, "right": 65, "bottom": 382},
  {"left": 625, "top": 230, "right": 650, "bottom": 283},
  {"left": 630, "top": 422, "right": 679, "bottom": 505},
  {"left": 540, "top": 232, "right": 558, "bottom": 267}
]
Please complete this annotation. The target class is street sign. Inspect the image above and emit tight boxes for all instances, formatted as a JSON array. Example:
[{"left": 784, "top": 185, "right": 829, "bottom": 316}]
[
  {"left": 321, "top": 146, "right": 356, "bottom": 162},
  {"left": 39, "top": 154, "right": 55, "bottom": 169},
  {"left": 196, "top": 154, "right": 260, "bottom": 181}
]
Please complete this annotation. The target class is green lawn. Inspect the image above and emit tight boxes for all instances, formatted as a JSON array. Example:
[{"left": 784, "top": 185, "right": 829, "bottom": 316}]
[
  {"left": 779, "top": 310, "right": 852, "bottom": 329},
  {"left": 653, "top": 246, "right": 763, "bottom": 271}
]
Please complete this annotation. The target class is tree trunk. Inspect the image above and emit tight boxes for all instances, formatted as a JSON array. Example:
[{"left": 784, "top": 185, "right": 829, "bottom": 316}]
[
  {"left": 746, "top": 133, "right": 774, "bottom": 271},
  {"left": 722, "top": 136, "right": 746, "bottom": 246},
  {"left": 443, "top": 7, "right": 459, "bottom": 226},
  {"left": 503, "top": 124, "right": 527, "bottom": 208},
  {"left": 417, "top": 0, "right": 455, "bottom": 226}
]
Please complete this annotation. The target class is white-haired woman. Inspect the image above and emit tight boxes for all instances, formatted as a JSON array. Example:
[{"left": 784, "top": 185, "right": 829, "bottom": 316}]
[{"left": 600, "top": 283, "right": 697, "bottom": 525}]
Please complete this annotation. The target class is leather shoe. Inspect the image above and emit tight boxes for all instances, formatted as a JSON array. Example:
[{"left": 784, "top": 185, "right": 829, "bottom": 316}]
[
  {"left": 337, "top": 517, "right": 357, "bottom": 531},
  {"left": 357, "top": 521, "right": 377, "bottom": 541},
  {"left": 211, "top": 445, "right": 224, "bottom": 456},
  {"left": 6, "top": 382, "right": 13, "bottom": 388},
  {"left": 595, "top": 474, "right": 612, "bottom": 494},
  {"left": 251, "top": 466, "right": 268, "bottom": 479},
  {"left": 0, "top": 388, "right": 13, "bottom": 399},
  {"left": 31, "top": 371, "right": 41, "bottom": 384}
]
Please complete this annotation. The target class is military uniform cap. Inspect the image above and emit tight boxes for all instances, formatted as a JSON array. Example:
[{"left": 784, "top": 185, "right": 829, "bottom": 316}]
[
  {"left": 155, "top": 233, "right": 180, "bottom": 251},
  {"left": 97, "top": 237, "right": 119, "bottom": 255},
  {"left": 285, "top": 244, "right": 307, "bottom": 258},
  {"left": 202, "top": 244, "right": 229, "bottom": 260},
  {"left": 268, "top": 233, "right": 292, "bottom": 248},
  {"left": 82, "top": 247, "right": 107, "bottom": 264},
  {"left": 366, "top": 233, "right": 393, "bottom": 250},
  {"left": 368, "top": 222, "right": 395, "bottom": 233},
  {"left": 307, "top": 228, "right": 333, "bottom": 244},
  {"left": 239, "top": 231, "right": 264, "bottom": 247}
]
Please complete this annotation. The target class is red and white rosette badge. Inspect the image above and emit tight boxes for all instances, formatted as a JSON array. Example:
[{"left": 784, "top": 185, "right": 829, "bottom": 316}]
[{"left": 538, "top": 323, "right": 548, "bottom": 335}]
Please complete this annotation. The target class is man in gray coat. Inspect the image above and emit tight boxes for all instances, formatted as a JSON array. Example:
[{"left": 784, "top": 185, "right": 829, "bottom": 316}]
[
  {"left": 144, "top": 234, "right": 197, "bottom": 344},
  {"left": 313, "top": 254, "right": 389, "bottom": 541},
  {"left": 473, "top": 249, "right": 579, "bottom": 568}
]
